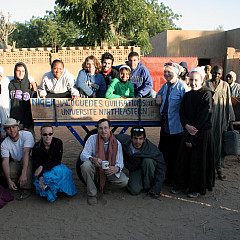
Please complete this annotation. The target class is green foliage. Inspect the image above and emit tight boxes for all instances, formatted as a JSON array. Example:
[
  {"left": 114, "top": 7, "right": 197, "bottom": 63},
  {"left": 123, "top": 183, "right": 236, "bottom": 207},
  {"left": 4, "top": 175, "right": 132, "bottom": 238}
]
[
  {"left": 9, "top": 1, "right": 181, "bottom": 54},
  {"left": 56, "top": 0, "right": 181, "bottom": 54},
  {"left": 9, "top": 9, "right": 80, "bottom": 48}
]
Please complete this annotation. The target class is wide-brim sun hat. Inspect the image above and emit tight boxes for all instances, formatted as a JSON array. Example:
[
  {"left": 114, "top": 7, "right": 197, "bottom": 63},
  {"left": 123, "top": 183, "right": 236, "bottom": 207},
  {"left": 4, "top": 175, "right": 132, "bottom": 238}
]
[{"left": 3, "top": 118, "right": 20, "bottom": 129}]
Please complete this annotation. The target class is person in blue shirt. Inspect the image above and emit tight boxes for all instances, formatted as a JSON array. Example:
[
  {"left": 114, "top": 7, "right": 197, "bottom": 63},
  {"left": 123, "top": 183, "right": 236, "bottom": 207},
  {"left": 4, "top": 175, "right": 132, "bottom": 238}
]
[
  {"left": 156, "top": 62, "right": 189, "bottom": 184},
  {"left": 127, "top": 52, "right": 155, "bottom": 98},
  {"left": 75, "top": 56, "right": 106, "bottom": 98}
]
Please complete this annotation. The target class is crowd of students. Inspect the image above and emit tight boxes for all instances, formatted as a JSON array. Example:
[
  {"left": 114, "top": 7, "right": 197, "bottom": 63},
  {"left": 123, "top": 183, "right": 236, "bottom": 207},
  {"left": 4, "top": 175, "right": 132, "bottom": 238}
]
[{"left": 0, "top": 52, "right": 238, "bottom": 206}]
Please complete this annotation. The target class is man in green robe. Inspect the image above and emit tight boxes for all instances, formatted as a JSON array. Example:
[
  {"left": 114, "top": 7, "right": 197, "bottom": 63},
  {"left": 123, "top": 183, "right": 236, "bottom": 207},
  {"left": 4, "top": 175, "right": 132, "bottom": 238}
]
[{"left": 205, "top": 65, "right": 235, "bottom": 180}]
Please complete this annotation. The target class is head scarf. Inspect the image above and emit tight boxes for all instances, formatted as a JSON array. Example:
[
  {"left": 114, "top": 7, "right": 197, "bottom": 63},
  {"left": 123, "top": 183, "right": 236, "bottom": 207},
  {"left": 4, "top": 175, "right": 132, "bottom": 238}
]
[
  {"left": 190, "top": 67, "right": 206, "bottom": 80},
  {"left": 13, "top": 62, "right": 30, "bottom": 93},
  {"left": 227, "top": 71, "right": 236, "bottom": 83},
  {"left": 164, "top": 62, "right": 181, "bottom": 75}
]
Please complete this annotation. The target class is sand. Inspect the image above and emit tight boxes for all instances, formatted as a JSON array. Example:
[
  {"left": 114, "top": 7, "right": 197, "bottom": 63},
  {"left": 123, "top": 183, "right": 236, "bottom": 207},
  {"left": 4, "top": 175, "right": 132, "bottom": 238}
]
[{"left": 0, "top": 126, "right": 240, "bottom": 240}]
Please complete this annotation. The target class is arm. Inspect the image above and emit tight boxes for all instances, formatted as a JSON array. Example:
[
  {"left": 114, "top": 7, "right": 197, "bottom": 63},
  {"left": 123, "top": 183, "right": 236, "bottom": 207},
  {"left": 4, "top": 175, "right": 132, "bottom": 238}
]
[
  {"left": 105, "top": 78, "right": 121, "bottom": 99},
  {"left": 97, "top": 74, "right": 107, "bottom": 98},
  {"left": 150, "top": 152, "right": 166, "bottom": 195},
  {"left": 129, "top": 82, "right": 135, "bottom": 98},
  {"left": 65, "top": 72, "right": 80, "bottom": 98},
  {"left": 19, "top": 147, "right": 32, "bottom": 188},
  {"left": 38, "top": 75, "right": 48, "bottom": 98},
  {"left": 80, "top": 135, "right": 96, "bottom": 162},
  {"left": 136, "top": 68, "right": 153, "bottom": 97},
  {"left": 75, "top": 70, "right": 94, "bottom": 97},
  {"left": 105, "top": 141, "right": 123, "bottom": 177},
  {"left": 2, "top": 157, "right": 18, "bottom": 190}
]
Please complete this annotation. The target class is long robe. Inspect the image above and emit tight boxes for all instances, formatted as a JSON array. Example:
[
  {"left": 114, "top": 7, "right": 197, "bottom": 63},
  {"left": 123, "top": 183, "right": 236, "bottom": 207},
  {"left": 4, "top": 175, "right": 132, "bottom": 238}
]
[
  {"left": 173, "top": 87, "right": 215, "bottom": 195},
  {"left": 204, "top": 80, "right": 235, "bottom": 169}
]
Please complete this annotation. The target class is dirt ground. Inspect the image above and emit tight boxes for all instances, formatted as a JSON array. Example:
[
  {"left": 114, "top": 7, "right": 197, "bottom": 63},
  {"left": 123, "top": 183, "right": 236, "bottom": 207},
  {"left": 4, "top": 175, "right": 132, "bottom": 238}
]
[{"left": 0, "top": 126, "right": 239, "bottom": 240}]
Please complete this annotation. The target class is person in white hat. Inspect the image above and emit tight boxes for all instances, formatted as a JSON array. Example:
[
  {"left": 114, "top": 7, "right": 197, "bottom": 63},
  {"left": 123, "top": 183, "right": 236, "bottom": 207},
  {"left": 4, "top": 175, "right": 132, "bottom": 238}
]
[
  {"left": 1, "top": 118, "right": 34, "bottom": 200},
  {"left": 0, "top": 66, "right": 10, "bottom": 139}
]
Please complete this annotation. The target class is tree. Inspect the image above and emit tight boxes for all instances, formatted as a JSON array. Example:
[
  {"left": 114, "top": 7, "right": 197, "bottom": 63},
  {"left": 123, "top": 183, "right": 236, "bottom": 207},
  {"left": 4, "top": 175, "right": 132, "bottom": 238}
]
[
  {"left": 9, "top": 8, "right": 81, "bottom": 48},
  {"left": 0, "top": 12, "right": 16, "bottom": 49},
  {"left": 55, "top": 0, "right": 181, "bottom": 54}
]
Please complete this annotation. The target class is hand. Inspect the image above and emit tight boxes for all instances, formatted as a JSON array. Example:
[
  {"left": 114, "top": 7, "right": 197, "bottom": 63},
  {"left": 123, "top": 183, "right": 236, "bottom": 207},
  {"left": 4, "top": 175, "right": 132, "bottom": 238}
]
[
  {"left": 136, "top": 95, "right": 141, "bottom": 98},
  {"left": 104, "top": 166, "right": 119, "bottom": 176},
  {"left": 34, "top": 166, "right": 43, "bottom": 177},
  {"left": 92, "top": 93, "right": 96, "bottom": 98},
  {"left": 1, "top": 131, "right": 6, "bottom": 139},
  {"left": 19, "top": 173, "right": 28, "bottom": 188},
  {"left": 40, "top": 96, "right": 46, "bottom": 98},
  {"left": 186, "top": 142, "right": 192, "bottom": 148},
  {"left": 185, "top": 124, "right": 198, "bottom": 135},
  {"left": 23, "top": 128, "right": 28, "bottom": 131},
  {"left": 121, "top": 95, "right": 127, "bottom": 99},
  {"left": 8, "top": 179, "right": 18, "bottom": 191},
  {"left": 38, "top": 177, "right": 45, "bottom": 190},
  {"left": 156, "top": 95, "right": 162, "bottom": 105},
  {"left": 72, "top": 95, "right": 80, "bottom": 99},
  {"left": 30, "top": 82, "right": 38, "bottom": 91},
  {"left": 90, "top": 157, "right": 102, "bottom": 167}
]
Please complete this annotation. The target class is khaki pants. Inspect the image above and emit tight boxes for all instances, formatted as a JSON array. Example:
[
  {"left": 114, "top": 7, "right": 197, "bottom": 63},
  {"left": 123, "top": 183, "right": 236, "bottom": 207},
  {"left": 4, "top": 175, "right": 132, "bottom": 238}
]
[
  {"left": 81, "top": 161, "right": 128, "bottom": 197},
  {"left": 9, "top": 158, "right": 33, "bottom": 190}
]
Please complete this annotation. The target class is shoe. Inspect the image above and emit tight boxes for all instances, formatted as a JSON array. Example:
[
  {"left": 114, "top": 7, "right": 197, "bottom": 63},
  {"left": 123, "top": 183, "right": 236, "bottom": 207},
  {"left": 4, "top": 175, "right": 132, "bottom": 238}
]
[
  {"left": 17, "top": 190, "right": 32, "bottom": 201},
  {"left": 187, "top": 192, "right": 200, "bottom": 198},
  {"left": 217, "top": 169, "right": 226, "bottom": 181},
  {"left": 170, "top": 189, "right": 181, "bottom": 194},
  {"left": 87, "top": 196, "right": 97, "bottom": 205}
]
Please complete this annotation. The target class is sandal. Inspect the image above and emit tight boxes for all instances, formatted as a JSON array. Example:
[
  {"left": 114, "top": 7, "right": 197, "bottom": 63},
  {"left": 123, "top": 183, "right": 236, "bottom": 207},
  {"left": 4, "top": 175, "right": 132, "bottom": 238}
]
[
  {"left": 147, "top": 190, "right": 160, "bottom": 199},
  {"left": 17, "top": 190, "right": 32, "bottom": 201},
  {"left": 217, "top": 169, "right": 226, "bottom": 181}
]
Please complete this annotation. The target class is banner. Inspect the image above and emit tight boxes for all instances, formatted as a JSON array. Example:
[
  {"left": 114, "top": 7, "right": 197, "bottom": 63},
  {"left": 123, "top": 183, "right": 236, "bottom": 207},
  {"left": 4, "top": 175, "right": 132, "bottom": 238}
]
[{"left": 31, "top": 98, "right": 161, "bottom": 122}]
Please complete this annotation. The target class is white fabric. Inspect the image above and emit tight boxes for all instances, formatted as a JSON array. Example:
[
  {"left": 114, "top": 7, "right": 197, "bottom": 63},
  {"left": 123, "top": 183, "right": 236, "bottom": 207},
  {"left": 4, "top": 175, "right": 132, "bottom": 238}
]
[
  {"left": 190, "top": 67, "right": 206, "bottom": 80},
  {"left": 1, "top": 130, "right": 34, "bottom": 162},
  {"left": 0, "top": 76, "right": 10, "bottom": 132},
  {"left": 80, "top": 134, "right": 124, "bottom": 178},
  {"left": 38, "top": 68, "right": 79, "bottom": 97}
]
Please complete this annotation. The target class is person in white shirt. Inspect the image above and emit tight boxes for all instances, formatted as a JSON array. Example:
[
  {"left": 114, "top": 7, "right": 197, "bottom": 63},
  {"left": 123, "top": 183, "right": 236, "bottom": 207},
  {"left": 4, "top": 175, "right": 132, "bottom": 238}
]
[
  {"left": 0, "top": 66, "right": 10, "bottom": 139},
  {"left": 1, "top": 118, "right": 34, "bottom": 200},
  {"left": 38, "top": 59, "right": 80, "bottom": 99},
  {"left": 80, "top": 118, "right": 128, "bottom": 205}
]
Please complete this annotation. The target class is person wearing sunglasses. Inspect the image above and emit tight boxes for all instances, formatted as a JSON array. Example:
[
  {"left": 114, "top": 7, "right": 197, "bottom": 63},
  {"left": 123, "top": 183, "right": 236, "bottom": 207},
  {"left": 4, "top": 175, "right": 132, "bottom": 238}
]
[
  {"left": 117, "top": 126, "right": 166, "bottom": 198},
  {"left": 32, "top": 124, "right": 77, "bottom": 202},
  {"left": 1, "top": 118, "right": 34, "bottom": 200},
  {"left": 156, "top": 62, "right": 189, "bottom": 185}
]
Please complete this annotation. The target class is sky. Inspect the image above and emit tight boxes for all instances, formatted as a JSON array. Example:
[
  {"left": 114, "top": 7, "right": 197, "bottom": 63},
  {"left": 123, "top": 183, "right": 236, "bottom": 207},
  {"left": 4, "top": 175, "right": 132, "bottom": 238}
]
[{"left": 1, "top": 0, "right": 240, "bottom": 31}]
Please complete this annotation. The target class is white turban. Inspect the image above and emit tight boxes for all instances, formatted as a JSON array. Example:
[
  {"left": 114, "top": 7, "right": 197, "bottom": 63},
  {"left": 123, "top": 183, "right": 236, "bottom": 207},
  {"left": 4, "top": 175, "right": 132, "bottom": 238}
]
[{"left": 189, "top": 67, "right": 206, "bottom": 80}]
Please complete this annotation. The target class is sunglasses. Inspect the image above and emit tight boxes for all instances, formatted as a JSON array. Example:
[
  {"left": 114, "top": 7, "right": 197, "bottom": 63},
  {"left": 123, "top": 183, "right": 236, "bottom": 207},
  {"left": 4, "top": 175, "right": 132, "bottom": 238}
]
[
  {"left": 164, "top": 62, "right": 178, "bottom": 68},
  {"left": 132, "top": 128, "right": 144, "bottom": 132},
  {"left": 42, "top": 133, "right": 53, "bottom": 136}
]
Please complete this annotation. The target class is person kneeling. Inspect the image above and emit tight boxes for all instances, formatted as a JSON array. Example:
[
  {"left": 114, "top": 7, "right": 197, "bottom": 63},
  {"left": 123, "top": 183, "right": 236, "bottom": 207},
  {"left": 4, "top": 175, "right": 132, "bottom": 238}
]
[
  {"left": 32, "top": 124, "right": 77, "bottom": 202},
  {"left": 117, "top": 126, "right": 166, "bottom": 198},
  {"left": 80, "top": 118, "right": 128, "bottom": 205}
]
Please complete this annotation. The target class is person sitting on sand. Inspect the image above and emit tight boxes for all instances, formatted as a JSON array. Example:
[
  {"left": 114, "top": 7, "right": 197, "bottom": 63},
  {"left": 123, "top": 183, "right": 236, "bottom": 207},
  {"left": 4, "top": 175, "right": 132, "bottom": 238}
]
[
  {"left": 1, "top": 118, "right": 34, "bottom": 201},
  {"left": 79, "top": 118, "right": 128, "bottom": 205},
  {"left": 38, "top": 59, "right": 80, "bottom": 99},
  {"left": 116, "top": 126, "right": 166, "bottom": 198},
  {"left": 105, "top": 65, "right": 135, "bottom": 99},
  {"left": 32, "top": 124, "right": 77, "bottom": 202}
]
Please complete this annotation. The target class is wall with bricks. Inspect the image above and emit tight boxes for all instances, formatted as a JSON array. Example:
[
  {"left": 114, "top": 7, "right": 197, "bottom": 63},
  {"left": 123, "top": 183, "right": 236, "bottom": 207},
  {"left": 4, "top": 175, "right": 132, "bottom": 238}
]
[{"left": 0, "top": 46, "right": 140, "bottom": 84}]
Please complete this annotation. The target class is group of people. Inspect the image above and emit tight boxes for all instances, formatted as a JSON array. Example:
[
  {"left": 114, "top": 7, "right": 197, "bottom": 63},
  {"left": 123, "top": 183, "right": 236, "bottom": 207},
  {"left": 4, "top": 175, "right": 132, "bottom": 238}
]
[
  {"left": 157, "top": 63, "right": 235, "bottom": 198},
  {"left": 0, "top": 51, "right": 237, "bottom": 206}
]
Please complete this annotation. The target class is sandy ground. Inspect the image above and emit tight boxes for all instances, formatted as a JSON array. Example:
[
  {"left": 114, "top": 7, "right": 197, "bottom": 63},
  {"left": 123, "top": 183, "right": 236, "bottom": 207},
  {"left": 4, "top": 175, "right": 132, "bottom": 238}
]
[{"left": 0, "top": 126, "right": 240, "bottom": 240}]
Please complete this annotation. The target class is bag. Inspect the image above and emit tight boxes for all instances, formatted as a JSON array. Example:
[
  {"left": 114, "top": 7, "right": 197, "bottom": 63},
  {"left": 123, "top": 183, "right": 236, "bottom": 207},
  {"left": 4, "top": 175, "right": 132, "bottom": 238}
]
[{"left": 223, "top": 131, "right": 240, "bottom": 155}]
